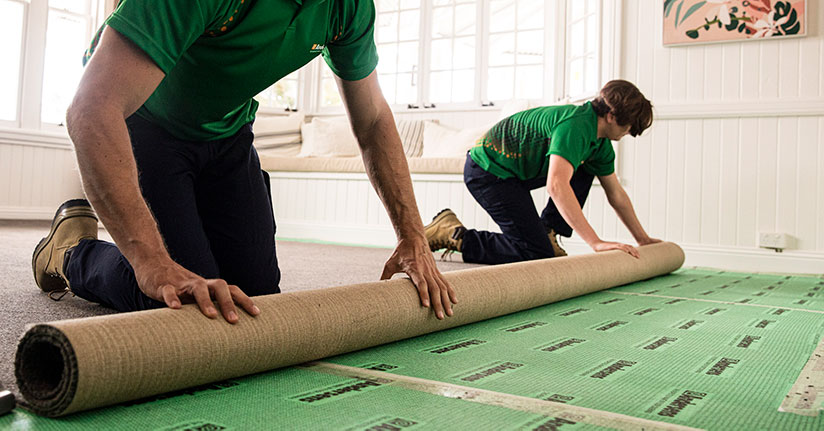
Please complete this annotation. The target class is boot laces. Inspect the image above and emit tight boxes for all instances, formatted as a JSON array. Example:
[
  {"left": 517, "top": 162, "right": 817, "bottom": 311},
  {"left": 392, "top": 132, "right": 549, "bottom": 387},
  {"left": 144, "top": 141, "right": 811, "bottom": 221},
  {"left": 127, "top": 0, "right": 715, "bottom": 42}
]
[
  {"left": 440, "top": 249, "right": 456, "bottom": 261},
  {"left": 47, "top": 286, "right": 73, "bottom": 301}
]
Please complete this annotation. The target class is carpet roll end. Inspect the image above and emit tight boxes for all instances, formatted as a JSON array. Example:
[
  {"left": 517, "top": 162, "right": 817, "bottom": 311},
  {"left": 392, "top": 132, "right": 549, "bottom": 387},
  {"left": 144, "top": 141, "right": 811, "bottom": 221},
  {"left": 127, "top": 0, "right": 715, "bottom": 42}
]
[{"left": 14, "top": 324, "right": 78, "bottom": 417}]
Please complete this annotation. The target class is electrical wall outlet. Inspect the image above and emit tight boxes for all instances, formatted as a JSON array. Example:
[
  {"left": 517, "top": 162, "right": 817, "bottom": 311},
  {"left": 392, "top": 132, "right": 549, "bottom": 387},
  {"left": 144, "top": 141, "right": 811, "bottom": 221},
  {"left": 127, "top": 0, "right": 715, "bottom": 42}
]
[{"left": 758, "top": 232, "right": 796, "bottom": 252}]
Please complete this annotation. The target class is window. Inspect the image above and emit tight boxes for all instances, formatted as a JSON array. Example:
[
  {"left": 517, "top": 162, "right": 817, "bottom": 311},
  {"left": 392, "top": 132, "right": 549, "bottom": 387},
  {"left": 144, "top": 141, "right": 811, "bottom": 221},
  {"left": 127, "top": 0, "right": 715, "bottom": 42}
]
[
  {"left": 375, "top": 0, "right": 421, "bottom": 105},
  {"left": 251, "top": 0, "right": 607, "bottom": 115},
  {"left": 428, "top": 0, "right": 476, "bottom": 104},
  {"left": 369, "top": 0, "right": 602, "bottom": 110},
  {"left": 486, "top": 0, "right": 545, "bottom": 101},
  {"left": 41, "top": 0, "right": 98, "bottom": 125},
  {"left": 0, "top": 0, "right": 26, "bottom": 122},
  {"left": 318, "top": 62, "right": 343, "bottom": 108},
  {"left": 1, "top": 0, "right": 103, "bottom": 130},
  {"left": 255, "top": 71, "right": 300, "bottom": 111},
  {"left": 565, "top": 0, "right": 600, "bottom": 101}
]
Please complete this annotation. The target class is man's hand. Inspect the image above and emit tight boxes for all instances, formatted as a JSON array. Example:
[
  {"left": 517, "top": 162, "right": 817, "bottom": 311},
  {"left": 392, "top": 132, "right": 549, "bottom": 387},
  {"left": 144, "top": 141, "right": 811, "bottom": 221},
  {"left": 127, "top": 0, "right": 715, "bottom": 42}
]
[
  {"left": 381, "top": 237, "right": 457, "bottom": 320},
  {"left": 637, "top": 237, "right": 662, "bottom": 246},
  {"left": 591, "top": 240, "right": 640, "bottom": 258},
  {"left": 134, "top": 258, "right": 260, "bottom": 323}
]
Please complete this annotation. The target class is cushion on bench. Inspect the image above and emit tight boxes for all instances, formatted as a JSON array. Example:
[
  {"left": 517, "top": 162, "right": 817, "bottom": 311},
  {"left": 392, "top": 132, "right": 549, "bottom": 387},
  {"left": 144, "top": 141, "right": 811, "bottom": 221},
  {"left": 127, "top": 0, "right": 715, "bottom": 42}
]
[{"left": 260, "top": 155, "right": 465, "bottom": 174}]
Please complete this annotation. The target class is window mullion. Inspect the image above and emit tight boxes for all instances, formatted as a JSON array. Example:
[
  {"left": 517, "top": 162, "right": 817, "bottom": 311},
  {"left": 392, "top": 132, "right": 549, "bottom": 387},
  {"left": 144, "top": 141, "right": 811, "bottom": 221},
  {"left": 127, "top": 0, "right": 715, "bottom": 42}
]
[
  {"left": 303, "top": 60, "right": 319, "bottom": 113},
  {"left": 542, "top": 0, "right": 555, "bottom": 104},
  {"left": 419, "top": 0, "right": 432, "bottom": 106},
  {"left": 20, "top": 0, "right": 48, "bottom": 129},
  {"left": 450, "top": 3, "right": 456, "bottom": 105},
  {"left": 313, "top": 57, "right": 322, "bottom": 112},
  {"left": 477, "top": 0, "right": 489, "bottom": 104},
  {"left": 601, "top": 0, "right": 622, "bottom": 80},
  {"left": 1, "top": 0, "right": 27, "bottom": 127},
  {"left": 314, "top": 57, "right": 339, "bottom": 114},
  {"left": 554, "top": 0, "right": 566, "bottom": 102}
]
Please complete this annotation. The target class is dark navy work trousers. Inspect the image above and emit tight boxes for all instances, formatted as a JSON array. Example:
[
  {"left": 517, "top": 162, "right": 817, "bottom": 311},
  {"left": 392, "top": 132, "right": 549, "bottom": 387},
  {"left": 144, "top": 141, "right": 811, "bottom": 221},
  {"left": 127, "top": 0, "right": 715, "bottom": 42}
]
[
  {"left": 65, "top": 115, "right": 281, "bottom": 312},
  {"left": 461, "top": 153, "right": 594, "bottom": 264}
]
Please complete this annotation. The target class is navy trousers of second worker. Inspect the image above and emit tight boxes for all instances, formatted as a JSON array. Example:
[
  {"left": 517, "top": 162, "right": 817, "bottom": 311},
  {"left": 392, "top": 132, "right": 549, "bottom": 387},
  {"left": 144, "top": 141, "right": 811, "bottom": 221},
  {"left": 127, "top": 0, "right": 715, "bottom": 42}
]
[
  {"left": 460, "top": 153, "right": 594, "bottom": 265},
  {"left": 64, "top": 115, "right": 281, "bottom": 312}
]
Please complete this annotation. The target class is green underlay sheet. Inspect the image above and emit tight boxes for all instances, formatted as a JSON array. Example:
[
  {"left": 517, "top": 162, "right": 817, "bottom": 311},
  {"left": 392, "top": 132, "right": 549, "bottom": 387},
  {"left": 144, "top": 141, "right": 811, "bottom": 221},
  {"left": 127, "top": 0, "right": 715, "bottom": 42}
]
[{"left": 4, "top": 269, "right": 824, "bottom": 430}]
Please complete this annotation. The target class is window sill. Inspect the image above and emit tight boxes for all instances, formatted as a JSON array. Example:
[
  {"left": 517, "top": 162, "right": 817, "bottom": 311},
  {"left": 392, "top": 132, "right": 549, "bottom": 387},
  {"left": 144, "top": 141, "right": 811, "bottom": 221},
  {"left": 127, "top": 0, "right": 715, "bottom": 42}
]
[{"left": 0, "top": 126, "right": 72, "bottom": 149}]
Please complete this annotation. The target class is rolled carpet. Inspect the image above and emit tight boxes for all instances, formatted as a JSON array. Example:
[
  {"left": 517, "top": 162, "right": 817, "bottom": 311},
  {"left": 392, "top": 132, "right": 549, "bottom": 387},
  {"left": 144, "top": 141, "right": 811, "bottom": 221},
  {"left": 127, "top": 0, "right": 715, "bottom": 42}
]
[{"left": 16, "top": 242, "right": 684, "bottom": 417}]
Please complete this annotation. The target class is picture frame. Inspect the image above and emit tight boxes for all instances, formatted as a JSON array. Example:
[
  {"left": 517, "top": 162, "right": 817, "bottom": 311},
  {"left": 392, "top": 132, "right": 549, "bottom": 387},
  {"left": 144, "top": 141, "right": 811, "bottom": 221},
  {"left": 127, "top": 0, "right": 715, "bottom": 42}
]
[{"left": 663, "top": 0, "right": 806, "bottom": 46}]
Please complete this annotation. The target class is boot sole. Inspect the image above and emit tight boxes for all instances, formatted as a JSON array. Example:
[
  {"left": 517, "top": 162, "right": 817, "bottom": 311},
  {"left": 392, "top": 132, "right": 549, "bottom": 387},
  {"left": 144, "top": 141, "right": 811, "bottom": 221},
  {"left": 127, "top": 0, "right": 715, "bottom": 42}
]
[{"left": 32, "top": 200, "right": 97, "bottom": 292}]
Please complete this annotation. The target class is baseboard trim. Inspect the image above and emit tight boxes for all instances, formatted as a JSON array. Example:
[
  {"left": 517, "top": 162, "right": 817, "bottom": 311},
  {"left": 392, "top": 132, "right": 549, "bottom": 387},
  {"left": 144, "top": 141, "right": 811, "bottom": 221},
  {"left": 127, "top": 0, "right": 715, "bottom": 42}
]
[
  {"left": 559, "top": 240, "right": 824, "bottom": 275},
  {"left": 276, "top": 221, "right": 398, "bottom": 248},
  {"left": 6, "top": 214, "right": 816, "bottom": 274},
  {"left": 0, "top": 207, "right": 55, "bottom": 220},
  {"left": 276, "top": 221, "right": 824, "bottom": 274}
]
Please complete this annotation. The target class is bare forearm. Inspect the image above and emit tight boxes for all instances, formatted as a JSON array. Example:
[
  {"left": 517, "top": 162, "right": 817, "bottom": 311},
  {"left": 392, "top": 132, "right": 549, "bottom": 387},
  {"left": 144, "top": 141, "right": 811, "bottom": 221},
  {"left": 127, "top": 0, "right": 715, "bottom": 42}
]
[
  {"left": 356, "top": 110, "right": 424, "bottom": 239},
  {"left": 608, "top": 192, "right": 650, "bottom": 242},
  {"left": 67, "top": 107, "right": 169, "bottom": 266},
  {"left": 548, "top": 184, "right": 600, "bottom": 246}
]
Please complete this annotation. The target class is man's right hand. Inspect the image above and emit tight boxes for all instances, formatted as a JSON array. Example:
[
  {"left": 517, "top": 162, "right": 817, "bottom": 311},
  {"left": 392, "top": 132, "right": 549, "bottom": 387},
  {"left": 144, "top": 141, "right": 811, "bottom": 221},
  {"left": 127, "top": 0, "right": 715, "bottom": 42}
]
[
  {"left": 134, "top": 258, "right": 260, "bottom": 323},
  {"left": 591, "top": 240, "right": 640, "bottom": 258}
]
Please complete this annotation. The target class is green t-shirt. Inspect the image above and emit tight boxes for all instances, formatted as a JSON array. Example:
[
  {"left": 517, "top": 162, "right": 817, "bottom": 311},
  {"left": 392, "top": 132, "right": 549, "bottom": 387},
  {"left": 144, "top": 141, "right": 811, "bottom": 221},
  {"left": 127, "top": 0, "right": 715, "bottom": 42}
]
[
  {"left": 86, "top": 0, "right": 379, "bottom": 141},
  {"left": 469, "top": 102, "right": 615, "bottom": 181}
]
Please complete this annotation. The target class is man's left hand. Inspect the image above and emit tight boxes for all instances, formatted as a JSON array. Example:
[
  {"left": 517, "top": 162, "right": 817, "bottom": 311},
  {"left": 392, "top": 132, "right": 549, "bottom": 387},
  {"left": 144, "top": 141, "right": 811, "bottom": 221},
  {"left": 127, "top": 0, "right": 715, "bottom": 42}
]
[{"left": 381, "top": 236, "right": 457, "bottom": 320}]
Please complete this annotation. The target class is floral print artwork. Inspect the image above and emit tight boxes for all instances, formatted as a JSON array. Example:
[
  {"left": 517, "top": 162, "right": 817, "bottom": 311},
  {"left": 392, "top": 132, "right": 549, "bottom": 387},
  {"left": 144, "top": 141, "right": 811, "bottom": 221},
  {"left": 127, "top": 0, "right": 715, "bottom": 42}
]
[{"left": 663, "top": 0, "right": 805, "bottom": 45}]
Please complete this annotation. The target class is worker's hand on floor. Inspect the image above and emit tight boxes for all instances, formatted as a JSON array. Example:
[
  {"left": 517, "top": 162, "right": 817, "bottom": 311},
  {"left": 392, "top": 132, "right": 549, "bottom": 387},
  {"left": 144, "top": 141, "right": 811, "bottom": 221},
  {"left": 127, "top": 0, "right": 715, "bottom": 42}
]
[
  {"left": 381, "top": 236, "right": 458, "bottom": 320},
  {"left": 135, "top": 258, "right": 261, "bottom": 323},
  {"left": 591, "top": 240, "right": 640, "bottom": 259},
  {"left": 637, "top": 237, "right": 662, "bottom": 246}
]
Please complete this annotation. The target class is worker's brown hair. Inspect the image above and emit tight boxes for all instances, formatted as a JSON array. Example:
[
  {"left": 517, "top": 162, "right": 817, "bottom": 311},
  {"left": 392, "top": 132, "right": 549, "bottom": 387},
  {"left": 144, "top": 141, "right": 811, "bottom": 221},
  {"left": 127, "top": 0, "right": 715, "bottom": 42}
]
[{"left": 591, "top": 80, "right": 653, "bottom": 137}]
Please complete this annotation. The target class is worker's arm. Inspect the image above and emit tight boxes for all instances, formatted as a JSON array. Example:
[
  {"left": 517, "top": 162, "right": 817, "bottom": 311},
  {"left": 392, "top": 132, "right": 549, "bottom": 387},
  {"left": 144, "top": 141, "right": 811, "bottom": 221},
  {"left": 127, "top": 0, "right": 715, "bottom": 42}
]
[
  {"left": 66, "top": 26, "right": 258, "bottom": 322},
  {"left": 335, "top": 71, "right": 457, "bottom": 319},
  {"left": 598, "top": 173, "right": 661, "bottom": 246},
  {"left": 546, "top": 155, "right": 639, "bottom": 258}
]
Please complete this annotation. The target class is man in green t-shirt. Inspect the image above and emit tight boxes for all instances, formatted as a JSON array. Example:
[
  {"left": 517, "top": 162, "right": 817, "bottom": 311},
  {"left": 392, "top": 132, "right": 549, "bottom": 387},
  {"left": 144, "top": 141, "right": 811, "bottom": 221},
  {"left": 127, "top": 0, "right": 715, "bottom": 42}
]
[
  {"left": 425, "top": 80, "right": 660, "bottom": 264},
  {"left": 31, "top": 0, "right": 456, "bottom": 322}
]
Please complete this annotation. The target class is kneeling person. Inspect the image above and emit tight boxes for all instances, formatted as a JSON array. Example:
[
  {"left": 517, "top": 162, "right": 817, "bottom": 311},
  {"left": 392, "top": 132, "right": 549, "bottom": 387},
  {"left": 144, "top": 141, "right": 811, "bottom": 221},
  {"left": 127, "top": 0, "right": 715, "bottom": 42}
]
[{"left": 426, "top": 80, "right": 660, "bottom": 264}]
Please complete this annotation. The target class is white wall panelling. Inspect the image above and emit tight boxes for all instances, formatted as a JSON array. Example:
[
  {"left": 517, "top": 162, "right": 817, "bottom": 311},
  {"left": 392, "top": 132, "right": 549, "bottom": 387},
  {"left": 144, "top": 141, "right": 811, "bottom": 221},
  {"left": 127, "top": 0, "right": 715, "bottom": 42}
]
[
  {"left": 581, "top": 0, "right": 824, "bottom": 272},
  {"left": 270, "top": 171, "right": 501, "bottom": 248},
  {"left": 0, "top": 131, "right": 84, "bottom": 219}
]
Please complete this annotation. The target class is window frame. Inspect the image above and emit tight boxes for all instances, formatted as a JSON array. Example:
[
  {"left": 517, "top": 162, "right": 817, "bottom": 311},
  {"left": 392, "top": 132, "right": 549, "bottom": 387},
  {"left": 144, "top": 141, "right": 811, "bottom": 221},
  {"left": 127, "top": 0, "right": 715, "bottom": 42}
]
[
  {"left": 40, "top": 0, "right": 101, "bottom": 130},
  {"left": 0, "top": 0, "right": 106, "bottom": 133},
  {"left": 482, "top": 0, "right": 553, "bottom": 105},
  {"left": 267, "top": 0, "right": 621, "bottom": 116},
  {"left": 373, "top": 0, "right": 424, "bottom": 107},
  {"left": 563, "top": 0, "right": 601, "bottom": 103},
  {"left": 255, "top": 69, "right": 303, "bottom": 114},
  {"left": 369, "top": 0, "right": 614, "bottom": 114},
  {"left": 0, "top": 0, "right": 33, "bottom": 129}
]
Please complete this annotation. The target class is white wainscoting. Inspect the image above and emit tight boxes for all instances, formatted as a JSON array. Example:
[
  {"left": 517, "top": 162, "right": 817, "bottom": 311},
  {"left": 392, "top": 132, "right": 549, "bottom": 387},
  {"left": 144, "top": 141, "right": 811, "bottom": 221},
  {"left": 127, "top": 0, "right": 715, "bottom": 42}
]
[
  {"left": 271, "top": 171, "right": 497, "bottom": 247},
  {"left": 0, "top": 129, "right": 84, "bottom": 220},
  {"left": 268, "top": 168, "right": 823, "bottom": 273},
  {"left": 602, "top": 0, "right": 824, "bottom": 271}
]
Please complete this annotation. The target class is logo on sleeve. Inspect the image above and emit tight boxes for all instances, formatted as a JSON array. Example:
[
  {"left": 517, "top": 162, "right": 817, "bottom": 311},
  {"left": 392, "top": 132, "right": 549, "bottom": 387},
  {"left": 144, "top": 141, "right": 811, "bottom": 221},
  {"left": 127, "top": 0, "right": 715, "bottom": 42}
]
[{"left": 310, "top": 43, "right": 326, "bottom": 53}]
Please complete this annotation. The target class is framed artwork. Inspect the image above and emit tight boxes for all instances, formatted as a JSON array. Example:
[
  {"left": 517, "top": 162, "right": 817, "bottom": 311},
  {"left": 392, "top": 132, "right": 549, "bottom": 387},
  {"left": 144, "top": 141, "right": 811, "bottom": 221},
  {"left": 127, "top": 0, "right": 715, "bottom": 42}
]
[{"left": 663, "top": 0, "right": 806, "bottom": 46}]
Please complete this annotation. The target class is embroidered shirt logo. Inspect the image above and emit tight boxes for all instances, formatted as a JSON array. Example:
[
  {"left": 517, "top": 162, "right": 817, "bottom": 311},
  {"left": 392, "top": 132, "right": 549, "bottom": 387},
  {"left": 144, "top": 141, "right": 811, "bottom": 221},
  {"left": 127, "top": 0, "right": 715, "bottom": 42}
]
[{"left": 310, "top": 43, "right": 325, "bottom": 52}]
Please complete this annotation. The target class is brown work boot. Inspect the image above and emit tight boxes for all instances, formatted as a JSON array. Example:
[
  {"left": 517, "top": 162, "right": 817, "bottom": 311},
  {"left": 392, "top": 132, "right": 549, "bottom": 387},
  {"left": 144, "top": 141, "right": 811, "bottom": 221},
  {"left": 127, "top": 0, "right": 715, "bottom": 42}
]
[
  {"left": 424, "top": 209, "right": 465, "bottom": 257},
  {"left": 547, "top": 228, "right": 568, "bottom": 257},
  {"left": 32, "top": 199, "right": 98, "bottom": 299}
]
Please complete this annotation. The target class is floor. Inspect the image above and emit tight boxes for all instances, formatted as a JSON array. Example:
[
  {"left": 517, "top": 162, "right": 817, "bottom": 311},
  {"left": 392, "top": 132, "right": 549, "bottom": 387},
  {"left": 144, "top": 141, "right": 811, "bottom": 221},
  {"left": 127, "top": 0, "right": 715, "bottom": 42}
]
[{"left": 3, "top": 268, "right": 824, "bottom": 430}]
